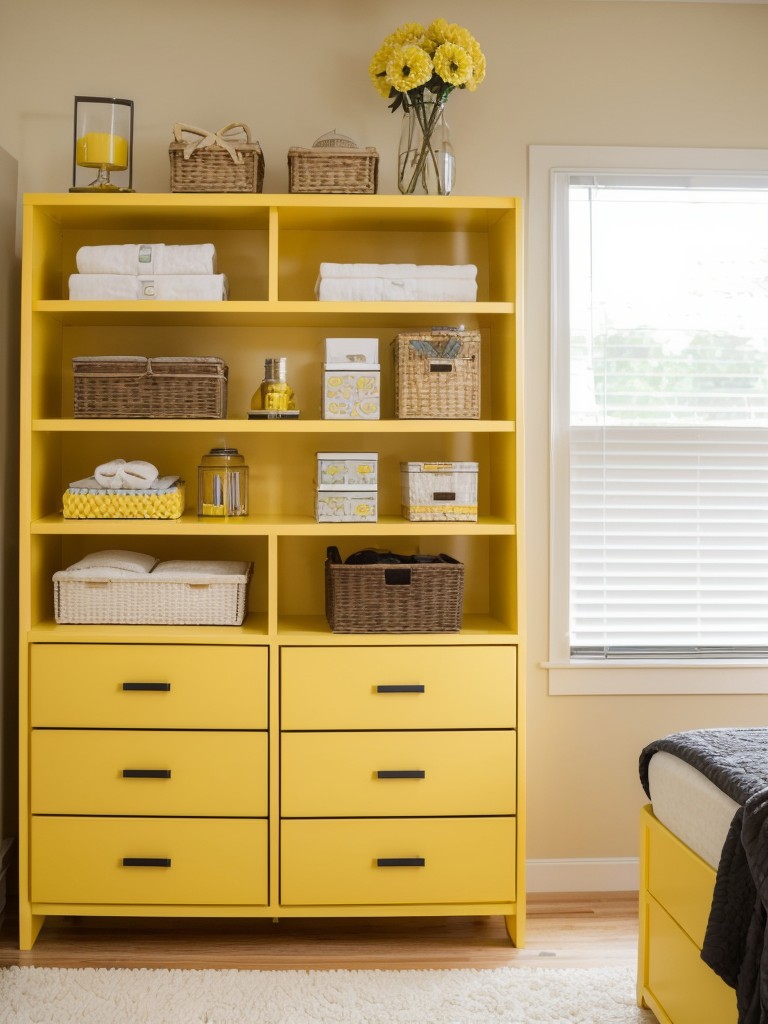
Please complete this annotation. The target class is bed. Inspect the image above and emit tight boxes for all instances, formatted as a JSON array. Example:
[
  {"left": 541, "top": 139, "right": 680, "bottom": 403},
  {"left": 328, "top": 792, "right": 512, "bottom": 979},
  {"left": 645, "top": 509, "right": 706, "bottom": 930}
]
[{"left": 637, "top": 728, "right": 768, "bottom": 1024}]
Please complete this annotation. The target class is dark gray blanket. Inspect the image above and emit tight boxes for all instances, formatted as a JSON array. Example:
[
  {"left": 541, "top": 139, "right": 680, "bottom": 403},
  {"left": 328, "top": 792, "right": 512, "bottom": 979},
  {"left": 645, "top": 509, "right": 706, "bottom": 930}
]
[{"left": 639, "top": 728, "right": 768, "bottom": 1024}]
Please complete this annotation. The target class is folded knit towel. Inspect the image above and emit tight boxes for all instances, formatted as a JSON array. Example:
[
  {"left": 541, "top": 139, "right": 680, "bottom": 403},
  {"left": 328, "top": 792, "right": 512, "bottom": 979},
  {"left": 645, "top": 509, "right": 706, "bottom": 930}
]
[
  {"left": 316, "top": 277, "right": 477, "bottom": 302},
  {"left": 318, "top": 263, "right": 477, "bottom": 280},
  {"left": 76, "top": 243, "right": 217, "bottom": 276},
  {"left": 63, "top": 549, "right": 159, "bottom": 575},
  {"left": 93, "top": 459, "right": 159, "bottom": 489},
  {"left": 151, "top": 559, "right": 251, "bottom": 579},
  {"left": 68, "top": 274, "right": 229, "bottom": 301}
]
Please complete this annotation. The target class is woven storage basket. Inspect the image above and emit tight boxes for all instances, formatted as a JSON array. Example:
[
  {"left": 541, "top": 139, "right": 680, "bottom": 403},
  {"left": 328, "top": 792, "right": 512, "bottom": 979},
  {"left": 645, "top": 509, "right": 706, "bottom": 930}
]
[
  {"left": 169, "top": 123, "right": 264, "bottom": 193},
  {"left": 289, "top": 131, "right": 378, "bottom": 194},
  {"left": 393, "top": 328, "right": 480, "bottom": 419},
  {"left": 325, "top": 547, "right": 464, "bottom": 633},
  {"left": 53, "top": 560, "right": 252, "bottom": 625},
  {"left": 62, "top": 482, "right": 186, "bottom": 520},
  {"left": 401, "top": 462, "right": 478, "bottom": 522},
  {"left": 73, "top": 356, "right": 228, "bottom": 419}
]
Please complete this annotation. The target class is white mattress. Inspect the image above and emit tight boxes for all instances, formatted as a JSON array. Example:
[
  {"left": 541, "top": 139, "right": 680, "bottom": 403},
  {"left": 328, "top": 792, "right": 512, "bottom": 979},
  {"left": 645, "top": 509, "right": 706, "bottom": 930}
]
[{"left": 648, "top": 750, "right": 740, "bottom": 869}]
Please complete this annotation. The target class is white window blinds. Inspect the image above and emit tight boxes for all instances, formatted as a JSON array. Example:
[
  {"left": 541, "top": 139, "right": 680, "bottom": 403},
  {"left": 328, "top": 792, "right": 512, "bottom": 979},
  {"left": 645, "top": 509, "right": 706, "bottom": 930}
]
[{"left": 565, "top": 178, "right": 768, "bottom": 658}]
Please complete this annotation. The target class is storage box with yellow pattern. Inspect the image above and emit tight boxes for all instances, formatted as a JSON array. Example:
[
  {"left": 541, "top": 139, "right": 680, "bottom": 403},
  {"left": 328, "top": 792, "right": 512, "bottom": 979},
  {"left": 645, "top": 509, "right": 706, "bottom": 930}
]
[
  {"left": 321, "top": 338, "right": 380, "bottom": 420},
  {"left": 315, "top": 490, "right": 377, "bottom": 523},
  {"left": 316, "top": 452, "right": 378, "bottom": 489},
  {"left": 400, "top": 462, "right": 478, "bottom": 522},
  {"left": 63, "top": 479, "right": 185, "bottom": 520}
]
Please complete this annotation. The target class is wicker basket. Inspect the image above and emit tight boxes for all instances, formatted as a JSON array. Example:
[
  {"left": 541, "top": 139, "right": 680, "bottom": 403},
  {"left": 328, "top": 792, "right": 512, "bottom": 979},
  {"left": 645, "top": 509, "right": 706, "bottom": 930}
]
[
  {"left": 401, "top": 462, "right": 478, "bottom": 522},
  {"left": 73, "top": 356, "right": 228, "bottom": 419},
  {"left": 325, "top": 547, "right": 464, "bottom": 633},
  {"left": 393, "top": 328, "right": 480, "bottom": 419},
  {"left": 53, "top": 560, "right": 252, "bottom": 625},
  {"left": 169, "top": 122, "right": 264, "bottom": 193},
  {"left": 289, "top": 131, "right": 378, "bottom": 194}
]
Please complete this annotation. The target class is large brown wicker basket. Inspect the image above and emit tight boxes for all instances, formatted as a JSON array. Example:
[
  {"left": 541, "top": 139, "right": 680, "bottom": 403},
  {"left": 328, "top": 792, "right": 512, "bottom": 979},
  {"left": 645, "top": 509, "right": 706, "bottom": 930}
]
[
  {"left": 170, "top": 123, "right": 264, "bottom": 193},
  {"left": 393, "top": 328, "right": 481, "bottom": 419},
  {"left": 325, "top": 547, "right": 464, "bottom": 633},
  {"left": 288, "top": 131, "right": 378, "bottom": 194},
  {"left": 73, "top": 356, "right": 228, "bottom": 419}
]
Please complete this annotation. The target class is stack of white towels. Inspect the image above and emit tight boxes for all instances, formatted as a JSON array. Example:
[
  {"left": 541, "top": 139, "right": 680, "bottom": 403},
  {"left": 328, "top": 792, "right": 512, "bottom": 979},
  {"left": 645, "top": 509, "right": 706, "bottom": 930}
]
[
  {"left": 315, "top": 263, "right": 478, "bottom": 302},
  {"left": 68, "top": 243, "right": 228, "bottom": 301}
]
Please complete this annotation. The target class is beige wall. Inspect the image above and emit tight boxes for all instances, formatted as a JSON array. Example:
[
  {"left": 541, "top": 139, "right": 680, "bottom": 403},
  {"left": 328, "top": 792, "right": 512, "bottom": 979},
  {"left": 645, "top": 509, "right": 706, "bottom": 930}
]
[{"left": 2, "top": 0, "right": 768, "bottom": 881}]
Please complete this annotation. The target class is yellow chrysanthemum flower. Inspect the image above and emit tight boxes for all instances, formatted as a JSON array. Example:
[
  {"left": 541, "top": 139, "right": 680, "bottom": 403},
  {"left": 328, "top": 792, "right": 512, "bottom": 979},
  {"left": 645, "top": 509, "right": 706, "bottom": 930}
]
[
  {"left": 426, "top": 18, "right": 450, "bottom": 45},
  {"left": 386, "top": 43, "right": 433, "bottom": 93},
  {"left": 442, "top": 22, "right": 474, "bottom": 52},
  {"left": 465, "top": 41, "right": 486, "bottom": 91},
  {"left": 433, "top": 42, "right": 472, "bottom": 88},
  {"left": 385, "top": 22, "right": 426, "bottom": 47},
  {"left": 369, "top": 42, "right": 398, "bottom": 97}
]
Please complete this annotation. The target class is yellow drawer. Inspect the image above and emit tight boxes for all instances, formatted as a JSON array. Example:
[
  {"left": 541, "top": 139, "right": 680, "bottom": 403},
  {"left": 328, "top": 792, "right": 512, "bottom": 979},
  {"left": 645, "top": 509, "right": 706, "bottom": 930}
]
[
  {"left": 31, "top": 816, "right": 268, "bottom": 906},
  {"left": 647, "top": 898, "right": 736, "bottom": 1024},
  {"left": 281, "top": 646, "right": 516, "bottom": 729},
  {"left": 31, "top": 644, "right": 267, "bottom": 729},
  {"left": 282, "top": 731, "right": 516, "bottom": 816},
  {"left": 647, "top": 809, "right": 716, "bottom": 948},
  {"left": 281, "top": 817, "right": 516, "bottom": 906},
  {"left": 32, "top": 731, "right": 267, "bottom": 816}
]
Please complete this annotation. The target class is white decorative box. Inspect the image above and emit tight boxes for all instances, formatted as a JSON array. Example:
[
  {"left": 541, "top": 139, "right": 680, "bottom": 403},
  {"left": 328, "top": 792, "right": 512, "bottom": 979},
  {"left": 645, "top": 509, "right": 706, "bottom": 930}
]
[
  {"left": 322, "top": 337, "right": 380, "bottom": 420},
  {"left": 316, "top": 452, "right": 378, "bottom": 489},
  {"left": 53, "top": 550, "right": 252, "bottom": 625},
  {"left": 400, "top": 461, "right": 479, "bottom": 522},
  {"left": 315, "top": 490, "right": 378, "bottom": 523}
]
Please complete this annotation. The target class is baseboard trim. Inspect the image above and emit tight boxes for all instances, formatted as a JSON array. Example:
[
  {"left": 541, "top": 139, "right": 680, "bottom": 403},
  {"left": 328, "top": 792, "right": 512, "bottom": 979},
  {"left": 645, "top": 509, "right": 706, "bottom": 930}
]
[{"left": 526, "top": 857, "right": 639, "bottom": 893}]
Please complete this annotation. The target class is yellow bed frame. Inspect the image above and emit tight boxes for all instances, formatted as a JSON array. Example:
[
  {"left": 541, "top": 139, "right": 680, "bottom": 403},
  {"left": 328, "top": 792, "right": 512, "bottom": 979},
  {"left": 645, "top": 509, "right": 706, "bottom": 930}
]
[{"left": 638, "top": 804, "right": 737, "bottom": 1024}]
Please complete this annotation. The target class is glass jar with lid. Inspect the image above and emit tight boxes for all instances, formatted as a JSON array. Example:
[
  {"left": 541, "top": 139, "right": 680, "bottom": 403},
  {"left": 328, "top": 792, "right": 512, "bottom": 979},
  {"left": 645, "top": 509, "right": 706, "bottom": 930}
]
[{"left": 198, "top": 447, "right": 248, "bottom": 517}]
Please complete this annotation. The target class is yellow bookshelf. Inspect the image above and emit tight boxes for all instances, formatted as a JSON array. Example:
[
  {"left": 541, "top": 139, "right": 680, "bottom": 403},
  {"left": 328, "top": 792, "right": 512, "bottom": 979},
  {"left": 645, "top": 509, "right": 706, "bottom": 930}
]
[{"left": 18, "top": 192, "right": 525, "bottom": 949}]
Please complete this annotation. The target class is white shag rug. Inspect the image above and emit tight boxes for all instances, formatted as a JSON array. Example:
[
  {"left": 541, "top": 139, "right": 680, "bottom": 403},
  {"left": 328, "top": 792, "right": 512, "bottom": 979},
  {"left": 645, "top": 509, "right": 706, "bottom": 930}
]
[{"left": 0, "top": 964, "right": 652, "bottom": 1023}]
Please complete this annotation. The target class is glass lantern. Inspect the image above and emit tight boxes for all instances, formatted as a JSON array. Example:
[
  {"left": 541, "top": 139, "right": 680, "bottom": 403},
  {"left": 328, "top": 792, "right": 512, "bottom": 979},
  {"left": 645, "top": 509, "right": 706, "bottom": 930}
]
[{"left": 71, "top": 96, "right": 134, "bottom": 192}]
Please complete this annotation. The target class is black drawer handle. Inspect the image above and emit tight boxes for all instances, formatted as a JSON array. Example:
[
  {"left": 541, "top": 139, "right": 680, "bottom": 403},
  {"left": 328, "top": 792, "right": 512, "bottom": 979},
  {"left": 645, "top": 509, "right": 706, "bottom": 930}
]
[
  {"left": 429, "top": 363, "right": 453, "bottom": 373},
  {"left": 376, "top": 770, "right": 426, "bottom": 779},
  {"left": 376, "top": 684, "right": 425, "bottom": 694},
  {"left": 122, "top": 682, "right": 171, "bottom": 692},
  {"left": 432, "top": 491, "right": 456, "bottom": 501},
  {"left": 122, "top": 857, "right": 171, "bottom": 868},
  {"left": 376, "top": 857, "right": 426, "bottom": 868},
  {"left": 122, "top": 769, "right": 172, "bottom": 779}
]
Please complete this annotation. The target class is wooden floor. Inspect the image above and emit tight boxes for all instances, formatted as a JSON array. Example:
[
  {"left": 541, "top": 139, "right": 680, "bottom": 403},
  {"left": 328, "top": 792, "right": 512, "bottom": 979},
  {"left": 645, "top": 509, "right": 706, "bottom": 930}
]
[{"left": 0, "top": 893, "right": 639, "bottom": 971}]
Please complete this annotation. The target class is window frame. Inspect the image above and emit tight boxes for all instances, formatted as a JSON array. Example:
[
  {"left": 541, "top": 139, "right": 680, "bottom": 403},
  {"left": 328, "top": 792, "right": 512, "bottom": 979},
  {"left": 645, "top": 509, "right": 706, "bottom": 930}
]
[{"left": 528, "top": 144, "right": 768, "bottom": 695}]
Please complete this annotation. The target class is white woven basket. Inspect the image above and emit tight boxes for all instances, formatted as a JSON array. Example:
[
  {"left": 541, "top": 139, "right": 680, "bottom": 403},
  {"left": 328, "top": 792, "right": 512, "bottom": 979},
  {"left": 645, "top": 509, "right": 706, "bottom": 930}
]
[
  {"left": 401, "top": 462, "right": 478, "bottom": 522},
  {"left": 53, "top": 561, "right": 252, "bottom": 625}
]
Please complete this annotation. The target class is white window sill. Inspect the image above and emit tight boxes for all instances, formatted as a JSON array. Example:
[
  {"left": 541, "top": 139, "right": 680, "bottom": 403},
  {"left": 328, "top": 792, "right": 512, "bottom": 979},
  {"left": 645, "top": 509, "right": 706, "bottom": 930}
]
[{"left": 544, "top": 660, "right": 768, "bottom": 695}]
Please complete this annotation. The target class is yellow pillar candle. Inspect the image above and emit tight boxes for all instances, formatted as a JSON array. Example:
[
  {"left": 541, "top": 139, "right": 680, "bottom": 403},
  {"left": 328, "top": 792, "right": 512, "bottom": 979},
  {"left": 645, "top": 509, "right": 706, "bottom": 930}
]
[{"left": 76, "top": 132, "right": 129, "bottom": 170}]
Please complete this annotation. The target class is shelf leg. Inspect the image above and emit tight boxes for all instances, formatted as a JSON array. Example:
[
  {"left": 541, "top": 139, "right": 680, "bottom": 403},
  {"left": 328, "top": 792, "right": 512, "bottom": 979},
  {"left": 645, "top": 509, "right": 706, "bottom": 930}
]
[
  {"left": 19, "top": 908, "right": 45, "bottom": 950},
  {"left": 504, "top": 912, "right": 524, "bottom": 947}
]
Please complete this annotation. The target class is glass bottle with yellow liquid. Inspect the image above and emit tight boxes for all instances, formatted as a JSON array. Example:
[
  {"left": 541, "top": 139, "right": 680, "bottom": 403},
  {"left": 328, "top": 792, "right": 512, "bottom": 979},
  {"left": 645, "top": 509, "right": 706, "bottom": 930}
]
[{"left": 249, "top": 357, "right": 300, "bottom": 419}]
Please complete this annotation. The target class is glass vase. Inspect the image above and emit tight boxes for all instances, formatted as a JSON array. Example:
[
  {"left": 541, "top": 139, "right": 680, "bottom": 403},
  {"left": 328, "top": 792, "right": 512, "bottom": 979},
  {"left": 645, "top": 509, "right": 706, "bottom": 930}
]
[{"left": 398, "top": 97, "right": 455, "bottom": 196}]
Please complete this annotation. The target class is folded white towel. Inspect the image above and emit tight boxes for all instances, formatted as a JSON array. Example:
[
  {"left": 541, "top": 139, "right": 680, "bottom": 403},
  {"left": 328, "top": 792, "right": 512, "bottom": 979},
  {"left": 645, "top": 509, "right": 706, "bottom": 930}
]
[
  {"left": 316, "top": 277, "right": 477, "bottom": 302},
  {"left": 68, "top": 274, "right": 229, "bottom": 301},
  {"left": 93, "top": 459, "right": 160, "bottom": 489},
  {"left": 64, "top": 549, "right": 159, "bottom": 574},
  {"left": 94, "top": 458, "right": 126, "bottom": 488},
  {"left": 319, "top": 263, "right": 477, "bottom": 280},
  {"left": 76, "top": 243, "right": 217, "bottom": 276}
]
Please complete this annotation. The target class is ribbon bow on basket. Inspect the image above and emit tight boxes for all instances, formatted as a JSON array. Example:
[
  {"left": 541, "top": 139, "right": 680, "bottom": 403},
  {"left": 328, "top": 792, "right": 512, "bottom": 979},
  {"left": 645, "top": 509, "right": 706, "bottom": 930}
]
[{"left": 172, "top": 123, "right": 253, "bottom": 164}]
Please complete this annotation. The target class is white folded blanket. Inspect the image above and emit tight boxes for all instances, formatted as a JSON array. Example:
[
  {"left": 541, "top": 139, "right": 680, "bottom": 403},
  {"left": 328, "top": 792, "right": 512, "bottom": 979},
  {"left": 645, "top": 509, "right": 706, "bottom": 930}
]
[
  {"left": 319, "top": 263, "right": 477, "bottom": 280},
  {"left": 68, "top": 474, "right": 180, "bottom": 493},
  {"left": 316, "top": 277, "right": 477, "bottom": 301},
  {"left": 68, "top": 274, "right": 229, "bottom": 301},
  {"left": 76, "top": 243, "right": 217, "bottom": 276}
]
